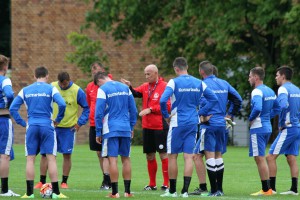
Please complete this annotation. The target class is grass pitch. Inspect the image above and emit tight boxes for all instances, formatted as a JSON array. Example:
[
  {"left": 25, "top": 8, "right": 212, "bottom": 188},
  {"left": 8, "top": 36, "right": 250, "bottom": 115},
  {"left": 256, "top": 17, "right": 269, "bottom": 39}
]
[{"left": 6, "top": 144, "right": 299, "bottom": 199}]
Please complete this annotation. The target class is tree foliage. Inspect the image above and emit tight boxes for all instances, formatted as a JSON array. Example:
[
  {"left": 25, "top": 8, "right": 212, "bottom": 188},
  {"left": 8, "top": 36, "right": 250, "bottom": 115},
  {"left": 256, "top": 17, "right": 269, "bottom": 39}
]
[
  {"left": 69, "top": 0, "right": 300, "bottom": 118},
  {"left": 66, "top": 32, "right": 107, "bottom": 74}
]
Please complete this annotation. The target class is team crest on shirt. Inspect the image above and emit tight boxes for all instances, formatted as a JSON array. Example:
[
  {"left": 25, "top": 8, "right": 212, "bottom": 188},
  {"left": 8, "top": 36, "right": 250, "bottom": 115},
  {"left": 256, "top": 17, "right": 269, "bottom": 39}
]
[
  {"left": 159, "top": 144, "right": 164, "bottom": 149},
  {"left": 153, "top": 93, "right": 159, "bottom": 99}
]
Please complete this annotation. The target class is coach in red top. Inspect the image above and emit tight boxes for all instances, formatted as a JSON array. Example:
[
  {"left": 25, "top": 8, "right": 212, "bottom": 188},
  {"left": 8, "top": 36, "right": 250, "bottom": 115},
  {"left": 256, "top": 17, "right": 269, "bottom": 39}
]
[
  {"left": 86, "top": 62, "right": 113, "bottom": 190},
  {"left": 121, "top": 64, "right": 170, "bottom": 191}
]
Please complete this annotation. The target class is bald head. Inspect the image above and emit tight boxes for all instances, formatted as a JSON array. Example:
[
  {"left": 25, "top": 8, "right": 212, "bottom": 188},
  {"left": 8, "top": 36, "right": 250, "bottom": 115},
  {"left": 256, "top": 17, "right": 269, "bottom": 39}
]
[
  {"left": 145, "top": 64, "right": 158, "bottom": 73},
  {"left": 144, "top": 64, "right": 159, "bottom": 83}
]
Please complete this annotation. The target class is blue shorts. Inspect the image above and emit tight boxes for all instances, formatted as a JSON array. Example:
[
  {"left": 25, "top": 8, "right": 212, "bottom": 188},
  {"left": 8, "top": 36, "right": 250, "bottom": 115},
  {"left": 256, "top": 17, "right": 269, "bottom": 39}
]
[
  {"left": 56, "top": 127, "right": 76, "bottom": 154},
  {"left": 249, "top": 132, "right": 271, "bottom": 157},
  {"left": 194, "top": 128, "right": 205, "bottom": 154},
  {"left": 0, "top": 118, "right": 14, "bottom": 159},
  {"left": 102, "top": 137, "right": 131, "bottom": 157},
  {"left": 10, "top": 148, "right": 14, "bottom": 161},
  {"left": 26, "top": 125, "right": 57, "bottom": 156},
  {"left": 167, "top": 124, "right": 197, "bottom": 154},
  {"left": 269, "top": 127, "right": 300, "bottom": 156},
  {"left": 202, "top": 126, "right": 226, "bottom": 152}
]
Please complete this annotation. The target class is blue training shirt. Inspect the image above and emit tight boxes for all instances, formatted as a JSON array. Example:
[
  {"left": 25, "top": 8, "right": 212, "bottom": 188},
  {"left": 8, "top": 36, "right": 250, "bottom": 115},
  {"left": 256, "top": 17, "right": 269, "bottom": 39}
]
[
  {"left": 95, "top": 81, "right": 137, "bottom": 138},
  {"left": 249, "top": 84, "right": 280, "bottom": 134},
  {"left": 9, "top": 81, "right": 66, "bottom": 127},
  {"left": 76, "top": 87, "right": 90, "bottom": 126},
  {"left": 201, "top": 75, "right": 242, "bottom": 127},
  {"left": 277, "top": 82, "right": 300, "bottom": 129},
  {"left": 160, "top": 74, "right": 218, "bottom": 127},
  {"left": 0, "top": 76, "right": 14, "bottom": 109}
]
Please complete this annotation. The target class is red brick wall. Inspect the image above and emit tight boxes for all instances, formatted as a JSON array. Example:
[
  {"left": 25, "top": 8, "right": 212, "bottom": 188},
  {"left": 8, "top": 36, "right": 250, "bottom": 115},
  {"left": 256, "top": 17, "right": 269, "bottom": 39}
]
[{"left": 11, "top": 0, "right": 153, "bottom": 144}]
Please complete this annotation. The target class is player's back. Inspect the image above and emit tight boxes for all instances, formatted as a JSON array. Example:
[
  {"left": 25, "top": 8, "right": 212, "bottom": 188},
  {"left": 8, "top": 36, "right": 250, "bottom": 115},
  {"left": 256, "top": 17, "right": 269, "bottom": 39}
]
[
  {"left": 22, "top": 82, "right": 55, "bottom": 124},
  {"left": 257, "top": 84, "right": 277, "bottom": 122},
  {"left": 250, "top": 84, "right": 277, "bottom": 133},
  {"left": 280, "top": 82, "right": 300, "bottom": 127},
  {"left": 171, "top": 75, "right": 202, "bottom": 126},
  {"left": 101, "top": 81, "right": 134, "bottom": 131},
  {"left": 0, "top": 76, "right": 12, "bottom": 108},
  {"left": 203, "top": 75, "right": 230, "bottom": 126}
]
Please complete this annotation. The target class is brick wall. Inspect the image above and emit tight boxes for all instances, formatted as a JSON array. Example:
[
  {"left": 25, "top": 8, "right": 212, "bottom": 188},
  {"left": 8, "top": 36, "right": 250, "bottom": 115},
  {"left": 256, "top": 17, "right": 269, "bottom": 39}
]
[{"left": 11, "top": 0, "right": 154, "bottom": 144}]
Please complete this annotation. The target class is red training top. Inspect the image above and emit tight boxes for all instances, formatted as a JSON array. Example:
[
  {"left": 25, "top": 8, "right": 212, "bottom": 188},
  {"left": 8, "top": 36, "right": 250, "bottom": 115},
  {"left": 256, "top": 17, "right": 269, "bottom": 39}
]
[{"left": 134, "top": 78, "right": 170, "bottom": 130}]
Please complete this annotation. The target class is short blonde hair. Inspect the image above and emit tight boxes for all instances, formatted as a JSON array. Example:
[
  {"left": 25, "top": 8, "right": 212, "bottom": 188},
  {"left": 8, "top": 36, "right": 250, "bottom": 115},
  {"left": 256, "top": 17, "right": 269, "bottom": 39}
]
[{"left": 0, "top": 55, "right": 9, "bottom": 70}]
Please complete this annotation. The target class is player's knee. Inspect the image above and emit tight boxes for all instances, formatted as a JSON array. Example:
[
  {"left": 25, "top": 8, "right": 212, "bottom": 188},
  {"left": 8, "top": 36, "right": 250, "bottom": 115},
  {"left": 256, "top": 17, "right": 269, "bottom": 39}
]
[
  {"left": 159, "top": 152, "right": 167, "bottom": 160},
  {"left": 193, "top": 154, "right": 202, "bottom": 161},
  {"left": 254, "top": 156, "right": 264, "bottom": 164},
  {"left": 0, "top": 154, "right": 10, "bottom": 162},
  {"left": 63, "top": 154, "right": 71, "bottom": 160},
  {"left": 266, "top": 154, "right": 274, "bottom": 163},
  {"left": 183, "top": 153, "right": 193, "bottom": 161},
  {"left": 286, "top": 155, "right": 296, "bottom": 164},
  {"left": 121, "top": 157, "right": 130, "bottom": 165},
  {"left": 146, "top": 153, "right": 156, "bottom": 160}
]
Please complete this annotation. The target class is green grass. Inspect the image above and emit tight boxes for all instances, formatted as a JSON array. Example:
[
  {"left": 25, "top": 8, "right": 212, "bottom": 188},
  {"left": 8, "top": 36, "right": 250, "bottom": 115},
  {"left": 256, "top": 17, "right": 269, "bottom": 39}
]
[{"left": 6, "top": 144, "right": 299, "bottom": 199}]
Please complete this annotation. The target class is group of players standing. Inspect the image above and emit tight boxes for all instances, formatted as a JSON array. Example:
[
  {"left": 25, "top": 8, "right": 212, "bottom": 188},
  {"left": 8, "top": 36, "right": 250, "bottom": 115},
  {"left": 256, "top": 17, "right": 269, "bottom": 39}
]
[
  {"left": 120, "top": 57, "right": 300, "bottom": 197},
  {"left": 0, "top": 54, "right": 299, "bottom": 198}
]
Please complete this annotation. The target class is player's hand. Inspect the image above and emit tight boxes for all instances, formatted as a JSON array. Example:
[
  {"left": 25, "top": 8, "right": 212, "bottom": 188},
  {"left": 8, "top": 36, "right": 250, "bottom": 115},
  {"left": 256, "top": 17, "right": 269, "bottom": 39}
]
[
  {"left": 131, "top": 131, "right": 134, "bottom": 138},
  {"left": 139, "top": 108, "right": 151, "bottom": 116},
  {"left": 121, "top": 78, "right": 131, "bottom": 87},
  {"left": 53, "top": 121, "right": 59, "bottom": 127},
  {"left": 249, "top": 120, "right": 254, "bottom": 126},
  {"left": 164, "top": 117, "right": 171, "bottom": 125},
  {"left": 200, "top": 115, "right": 212, "bottom": 123},
  {"left": 72, "top": 124, "right": 80, "bottom": 132},
  {"left": 164, "top": 113, "right": 175, "bottom": 125},
  {"left": 96, "top": 136, "right": 102, "bottom": 144},
  {"left": 225, "top": 115, "right": 232, "bottom": 119},
  {"left": 225, "top": 117, "right": 236, "bottom": 126}
]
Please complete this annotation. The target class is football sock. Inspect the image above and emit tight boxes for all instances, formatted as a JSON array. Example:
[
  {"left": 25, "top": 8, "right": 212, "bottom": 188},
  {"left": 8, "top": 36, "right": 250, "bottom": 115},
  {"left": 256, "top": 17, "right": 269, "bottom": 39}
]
[
  {"left": 108, "top": 175, "right": 111, "bottom": 186},
  {"left": 104, "top": 173, "right": 110, "bottom": 185},
  {"left": 147, "top": 159, "right": 157, "bottom": 186},
  {"left": 161, "top": 158, "right": 169, "bottom": 186},
  {"left": 102, "top": 173, "right": 105, "bottom": 183},
  {"left": 270, "top": 177, "right": 276, "bottom": 191},
  {"left": 169, "top": 179, "right": 177, "bottom": 194},
  {"left": 181, "top": 176, "right": 191, "bottom": 194},
  {"left": 291, "top": 177, "right": 298, "bottom": 193},
  {"left": 1, "top": 177, "right": 8, "bottom": 193},
  {"left": 206, "top": 158, "right": 217, "bottom": 193},
  {"left": 51, "top": 182, "right": 60, "bottom": 195},
  {"left": 215, "top": 158, "right": 224, "bottom": 192},
  {"left": 267, "top": 179, "right": 271, "bottom": 190},
  {"left": 261, "top": 180, "right": 269, "bottom": 192},
  {"left": 62, "top": 175, "right": 68, "bottom": 183},
  {"left": 111, "top": 182, "right": 118, "bottom": 195},
  {"left": 26, "top": 180, "right": 34, "bottom": 196},
  {"left": 124, "top": 180, "right": 131, "bottom": 194},
  {"left": 40, "top": 175, "right": 46, "bottom": 184},
  {"left": 200, "top": 183, "right": 207, "bottom": 191}
]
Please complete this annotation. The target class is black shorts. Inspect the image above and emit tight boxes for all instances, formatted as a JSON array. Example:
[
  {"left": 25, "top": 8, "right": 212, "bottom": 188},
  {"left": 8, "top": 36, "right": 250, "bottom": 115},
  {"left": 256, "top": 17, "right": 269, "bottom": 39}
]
[
  {"left": 143, "top": 128, "right": 168, "bottom": 154},
  {"left": 89, "top": 126, "right": 102, "bottom": 151},
  {"left": 196, "top": 124, "right": 201, "bottom": 140}
]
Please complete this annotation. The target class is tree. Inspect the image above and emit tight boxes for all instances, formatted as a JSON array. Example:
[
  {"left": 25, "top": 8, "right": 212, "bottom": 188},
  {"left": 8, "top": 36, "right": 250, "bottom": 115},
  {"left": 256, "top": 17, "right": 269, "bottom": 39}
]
[
  {"left": 65, "top": 32, "right": 108, "bottom": 89},
  {"left": 66, "top": 32, "right": 107, "bottom": 74},
  {"left": 70, "top": 0, "right": 300, "bottom": 118}
]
